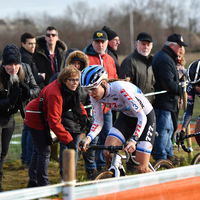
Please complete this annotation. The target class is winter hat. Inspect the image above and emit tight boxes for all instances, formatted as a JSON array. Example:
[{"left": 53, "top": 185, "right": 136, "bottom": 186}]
[
  {"left": 2, "top": 44, "right": 21, "bottom": 66},
  {"left": 93, "top": 30, "right": 108, "bottom": 41},
  {"left": 136, "top": 32, "right": 153, "bottom": 42},
  {"left": 102, "top": 26, "right": 118, "bottom": 41}
]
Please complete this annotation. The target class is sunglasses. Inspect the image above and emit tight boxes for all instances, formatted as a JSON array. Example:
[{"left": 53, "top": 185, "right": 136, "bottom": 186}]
[
  {"left": 46, "top": 33, "right": 57, "bottom": 37},
  {"left": 67, "top": 78, "right": 79, "bottom": 83}
]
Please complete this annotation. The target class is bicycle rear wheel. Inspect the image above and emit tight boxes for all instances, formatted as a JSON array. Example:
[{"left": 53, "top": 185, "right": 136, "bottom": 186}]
[
  {"left": 94, "top": 170, "right": 115, "bottom": 180},
  {"left": 191, "top": 153, "right": 200, "bottom": 165},
  {"left": 152, "top": 159, "right": 174, "bottom": 171}
]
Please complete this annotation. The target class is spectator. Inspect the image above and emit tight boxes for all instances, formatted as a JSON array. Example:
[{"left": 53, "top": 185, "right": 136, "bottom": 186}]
[
  {"left": 119, "top": 32, "right": 155, "bottom": 104},
  {"left": 20, "top": 32, "right": 43, "bottom": 169},
  {"left": 102, "top": 26, "right": 120, "bottom": 75},
  {"left": 0, "top": 44, "right": 39, "bottom": 192},
  {"left": 49, "top": 48, "right": 93, "bottom": 179},
  {"left": 25, "top": 65, "right": 87, "bottom": 187},
  {"left": 83, "top": 30, "right": 118, "bottom": 179},
  {"left": 102, "top": 26, "right": 120, "bottom": 125},
  {"left": 33, "top": 26, "right": 67, "bottom": 87},
  {"left": 171, "top": 46, "right": 187, "bottom": 143},
  {"left": 119, "top": 31, "right": 155, "bottom": 172},
  {"left": 152, "top": 33, "right": 187, "bottom": 166},
  {"left": 79, "top": 65, "right": 156, "bottom": 174},
  {"left": 177, "top": 59, "right": 200, "bottom": 147}
]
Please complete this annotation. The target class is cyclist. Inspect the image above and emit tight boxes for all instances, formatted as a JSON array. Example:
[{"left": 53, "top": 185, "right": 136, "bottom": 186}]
[
  {"left": 78, "top": 65, "right": 156, "bottom": 173},
  {"left": 177, "top": 59, "right": 200, "bottom": 146}
]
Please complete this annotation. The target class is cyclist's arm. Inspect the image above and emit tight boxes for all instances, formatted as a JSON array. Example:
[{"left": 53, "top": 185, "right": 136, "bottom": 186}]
[
  {"left": 120, "top": 89, "right": 147, "bottom": 142},
  {"left": 85, "top": 97, "right": 104, "bottom": 141}
]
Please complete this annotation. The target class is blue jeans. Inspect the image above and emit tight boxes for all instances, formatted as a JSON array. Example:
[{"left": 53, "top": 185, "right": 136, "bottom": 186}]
[
  {"left": 27, "top": 126, "right": 50, "bottom": 186},
  {"left": 85, "top": 110, "right": 112, "bottom": 171},
  {"left": 153, "top": 109, "right": 174, "bottom": 159},
  {"left": 59, "top": 134, "right": 80, "bottom": 178},
  {"left": 21, "top": 122, "right": 33, "bottom": 164}
]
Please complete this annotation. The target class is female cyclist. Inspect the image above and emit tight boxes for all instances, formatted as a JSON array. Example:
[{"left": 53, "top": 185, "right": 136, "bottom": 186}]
[{"left": 78, "top": 65, "right": 156, "bottom": 173}]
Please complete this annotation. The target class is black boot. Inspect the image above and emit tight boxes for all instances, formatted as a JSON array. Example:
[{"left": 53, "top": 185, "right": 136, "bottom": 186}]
[{"left": 0, "top": 171, "right": 3, "bottom": 192}]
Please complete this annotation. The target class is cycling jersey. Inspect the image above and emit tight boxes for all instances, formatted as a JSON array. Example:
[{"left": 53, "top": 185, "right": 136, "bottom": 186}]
[
  {"left": 87, "top": 81, "right": 154, "bottom": 143},
  {"left": 182, "top": 83, "right": 200, "bottom": 129}
]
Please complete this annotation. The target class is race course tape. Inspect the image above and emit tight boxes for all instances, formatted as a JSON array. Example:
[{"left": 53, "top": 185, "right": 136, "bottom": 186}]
[{"left": 75, "top": 164, "right": 200, "bottom": 200}]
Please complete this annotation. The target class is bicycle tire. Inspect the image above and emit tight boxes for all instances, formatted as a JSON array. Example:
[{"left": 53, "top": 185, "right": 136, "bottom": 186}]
[
  {"left": 94, "top": 171, "right": 115, "bottom": 180},
  {"left": 152, "top": 159, "right": 174, "bottom": 171},
  {"left": 191, "top": 153, "right": 200, "bottom": 165}
]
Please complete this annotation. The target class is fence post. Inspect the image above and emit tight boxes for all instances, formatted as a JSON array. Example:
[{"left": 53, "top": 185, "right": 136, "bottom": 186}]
[{"left": 63, "top": 149, "right": 76, "bottom": 200}]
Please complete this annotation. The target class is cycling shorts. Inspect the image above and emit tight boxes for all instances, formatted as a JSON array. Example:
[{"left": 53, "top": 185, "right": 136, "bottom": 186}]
[{"left": 108, "top": 109, "right": 156, "bottom": 154}]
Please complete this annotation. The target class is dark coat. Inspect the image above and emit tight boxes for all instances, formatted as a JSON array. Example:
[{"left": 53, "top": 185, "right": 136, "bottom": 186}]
[
  {"left": 20, "top": 46, "right": 44, "bottom": 88},
  {"left": 107, "top": 45, "right": 120, "bottom": 76},
  {"left": 119, "top": 49, "right": 155, "bottom": 104},
  {"left": 152, "top": 45, "right": 183, "bottom": 112},
  {"left": 33, "top": 36, "right": 67, "bottom": 87},
  {"left": 0, "top": 63, "right": 40, "bottom": 122}
]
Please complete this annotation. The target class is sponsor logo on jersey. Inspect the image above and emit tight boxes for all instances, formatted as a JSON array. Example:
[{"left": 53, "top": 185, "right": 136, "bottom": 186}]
[
  {"left": 145, "top": 125, "right": 154, "bottom": 142},
  {"left": 187, "top": 94, "right": 192, "bottom": 100},
  {"left": 91, "top": 123, "right": 99, "bottom": 132},
  {"left": 120, "top": 88, "right": 133, "bottom": 100}
]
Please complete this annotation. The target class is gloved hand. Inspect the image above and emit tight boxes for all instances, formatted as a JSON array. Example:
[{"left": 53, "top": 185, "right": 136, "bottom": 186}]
[
  {"left": 19, "top": 82, "right": 30, "bottom": 99},
  {"left": 175, "top": 130, "right": 185, "bottom": 145},
  {"left": 10, "top": 87, "right": 22, "bottom": 105},
  {"left": 66, "top": 140, "right": 76, "bottom": 150}
]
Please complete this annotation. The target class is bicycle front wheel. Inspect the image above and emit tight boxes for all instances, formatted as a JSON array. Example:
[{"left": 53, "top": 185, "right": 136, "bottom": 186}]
[
  {"left": 191, "top": 153, "right": 200, "bottom": 165},
  {"left": 95, "top": 171, "right": 115, "bottom": 180},
  {"left": 152, "top": 159, "right": 174, "bottom": 171}
]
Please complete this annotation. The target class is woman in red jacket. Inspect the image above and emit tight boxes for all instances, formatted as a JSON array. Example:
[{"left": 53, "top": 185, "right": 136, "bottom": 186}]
[{"left": 24, "top": 65, "right": 87, "bottom": 187}]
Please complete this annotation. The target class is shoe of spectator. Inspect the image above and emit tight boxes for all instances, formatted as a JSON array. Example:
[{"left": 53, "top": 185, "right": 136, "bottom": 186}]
[
  {"left": 167, "top": 155, "right": 182, "bottom": 166},
  {"left": 97, "top": 166, "right": 107, "bottom": 173},
  {"left": 86, "top": 169, "right": 97, "bottom": 180},
  {"left": 27, "top": 180, "right": 39, "bottom": 188},
  {"left": 167, "top": 155, "right": 185, "bottom": 164}
]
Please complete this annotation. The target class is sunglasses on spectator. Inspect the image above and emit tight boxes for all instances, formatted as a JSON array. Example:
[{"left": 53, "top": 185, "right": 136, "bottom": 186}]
[{"left": 46, "top": 33, "right": 57, "bottom": 37}]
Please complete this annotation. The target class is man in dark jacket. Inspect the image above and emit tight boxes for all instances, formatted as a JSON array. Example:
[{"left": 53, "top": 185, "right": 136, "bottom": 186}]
[
  {"left": 33, "top": 26, "right": 67, "bottom": 87},
  {"left": 152, "top": 34, "right": 187, "bottom": 165},
  {"left": 119, "top": 32, "right": 155, "bottom": 172},
  {"left": 119, "top": 32, "right": 155, "bottom": 104},
  {"left": 102, "top": 26, "right": 120, "bottom": 76},
  {"left": 20, "top": 32, "right": 42, "bottom": 169},
  {"left": 20, "top": 32, "right": 45, "bottom": 88}
]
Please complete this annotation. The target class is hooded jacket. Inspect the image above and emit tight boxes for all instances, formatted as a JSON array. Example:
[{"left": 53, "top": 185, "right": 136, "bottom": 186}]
[
  {"left": 49, "top": 49, "right": 93, "bottom": 134},
  {"left": 83, "top": 43, "right": 118, "bottom": 79},
  {"left": 33, "top": 36, "right": 67, "bottom": 87},
  {"left": 119, "top": 49, "right": 155, "bottom": 104},
  {"left": 25, "top": 80, "right": 87, "bottom": 145},
  {"left": 152, "top": 45, "right": 183, "bottom": 112}
]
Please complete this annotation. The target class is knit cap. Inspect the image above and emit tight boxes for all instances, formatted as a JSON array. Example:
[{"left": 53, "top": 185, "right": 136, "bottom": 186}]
[
  {"left": 2, "top": 44, "right": 21, "bottom": 65},
  {"left": 102, "top": 26, "right": 118, "bottom": 41}
]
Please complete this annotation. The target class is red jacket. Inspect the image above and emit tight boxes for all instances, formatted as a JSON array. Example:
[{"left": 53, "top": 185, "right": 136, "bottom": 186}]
[
  {"left": 88, "top": 53, "right": 118, "bottom": 114},
  {"left": 25, "top": 80, "right": 87, "bottom": 145}
]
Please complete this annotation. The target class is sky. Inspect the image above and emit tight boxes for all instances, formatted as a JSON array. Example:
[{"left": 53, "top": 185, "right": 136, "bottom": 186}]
[{"left": 0, "top": 0, "right": 128, "bottom": 19}]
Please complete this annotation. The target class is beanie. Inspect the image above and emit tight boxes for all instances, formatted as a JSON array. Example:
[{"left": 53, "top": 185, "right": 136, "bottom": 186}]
[
  {"left": 2, "top": 44, "right": 21, "bottom": 66},
  {"left": 102, "top": 26, "right": 118, "bottom": 41}
]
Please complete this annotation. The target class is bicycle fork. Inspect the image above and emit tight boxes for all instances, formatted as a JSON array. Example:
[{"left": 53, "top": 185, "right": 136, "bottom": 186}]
[{"left": 108, "top": 153, "right": 126, "bottom": 177}]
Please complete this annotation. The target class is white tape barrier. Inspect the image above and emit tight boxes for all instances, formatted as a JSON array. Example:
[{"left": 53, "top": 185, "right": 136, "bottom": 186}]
[
  {"left": 75, "top": 164, "right": 200, "bottom": 199},
  {"left": 0, "top": 164, "right": 200, "bottom": 200}
]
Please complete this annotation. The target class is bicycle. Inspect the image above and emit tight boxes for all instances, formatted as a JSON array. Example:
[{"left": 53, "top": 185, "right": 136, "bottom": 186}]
[
  {"left": 80, "top": 144, "right": 174, "bottom": 180},
  {"left": 178, "top": 131, "right": 200, "bottom": 164}
]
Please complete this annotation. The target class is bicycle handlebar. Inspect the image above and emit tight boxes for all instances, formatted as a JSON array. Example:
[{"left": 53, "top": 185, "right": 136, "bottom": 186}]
[{"left": 81, "top": 144, "right": 140, "bottom": 166}]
